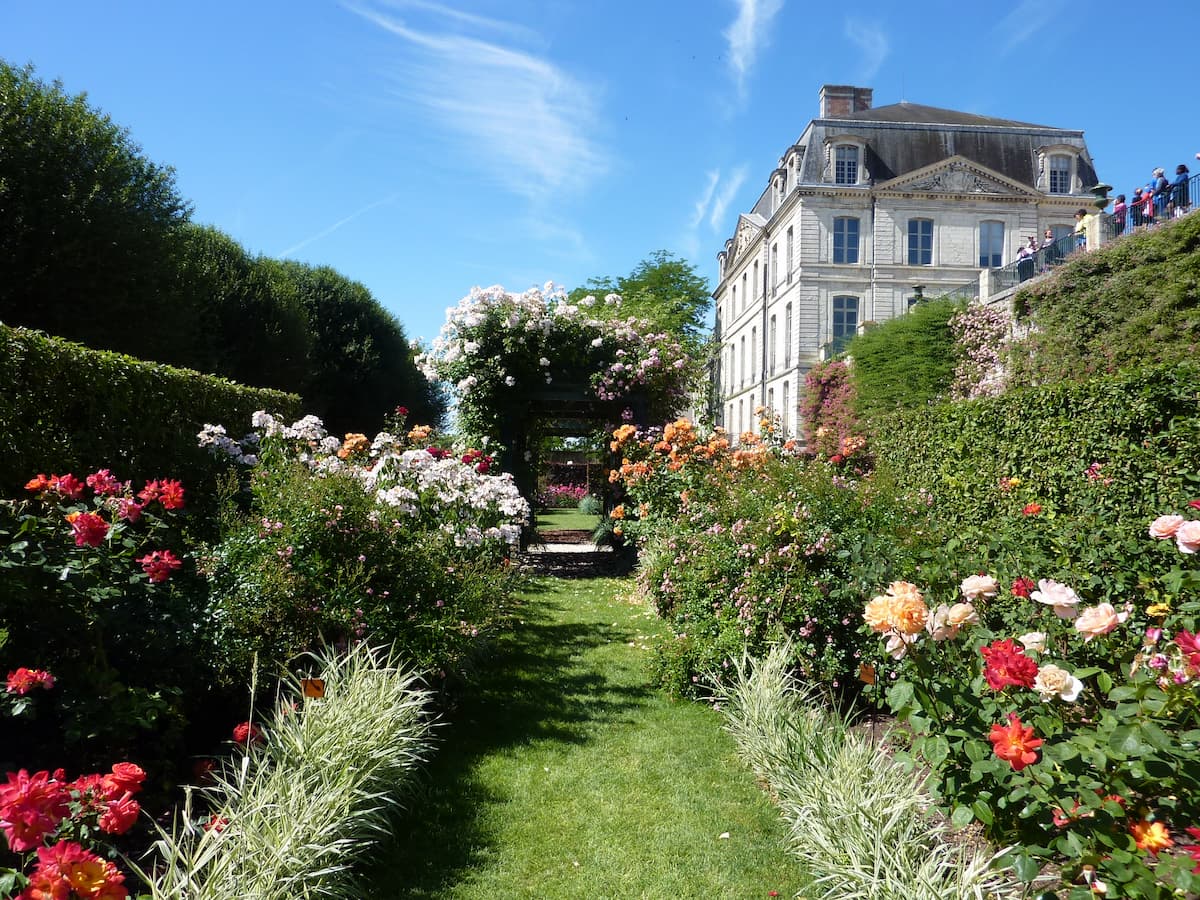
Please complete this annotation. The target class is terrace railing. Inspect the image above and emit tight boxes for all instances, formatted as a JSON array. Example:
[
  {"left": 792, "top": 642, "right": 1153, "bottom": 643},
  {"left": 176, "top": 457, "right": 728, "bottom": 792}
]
[
  {"left": 992, "top": 233, "right": 1077, "bottom": 293},
  {"left": 1101, "top": 171, "right": 1198, "bottom": 239}
]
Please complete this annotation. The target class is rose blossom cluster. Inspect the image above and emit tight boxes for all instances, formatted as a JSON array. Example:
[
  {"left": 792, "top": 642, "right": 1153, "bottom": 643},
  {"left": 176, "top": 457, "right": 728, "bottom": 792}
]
[
  {"left": 0, "top": 762, "right": 146, "bottom": 898},
  {"left": 1149, "top": 509, "right": 1200, "bottom": 554},
  {"left": 23, "top": 469, "right": 186, "bottom": 584},
  {"left": 863, "top": 578, "right": 981, "bottom": 659}
]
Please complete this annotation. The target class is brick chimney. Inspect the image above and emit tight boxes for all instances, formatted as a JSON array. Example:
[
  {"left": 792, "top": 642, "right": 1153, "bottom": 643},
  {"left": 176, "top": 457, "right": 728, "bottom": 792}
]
[{"left": 819, "top": 84, "right": 873, "bottom": 118}]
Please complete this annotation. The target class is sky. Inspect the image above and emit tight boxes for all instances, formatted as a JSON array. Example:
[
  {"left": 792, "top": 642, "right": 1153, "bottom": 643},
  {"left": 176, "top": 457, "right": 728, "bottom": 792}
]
[{"left": 3, "top": 0, "right": 1196, "bottom": 347}]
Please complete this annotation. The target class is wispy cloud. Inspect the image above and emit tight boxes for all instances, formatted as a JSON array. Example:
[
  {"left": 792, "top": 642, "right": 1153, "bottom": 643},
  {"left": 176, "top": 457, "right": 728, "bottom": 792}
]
[
  {"left": 724, "top": 0, "right": 784, "bottom": 98},
  {"left": 344, "top": 1, "right": 606, "bottom": 201},
  {"left": 679, "top": 167, "right": 748, "bottom": 259},
  {"left": 709, "top": 166, "right": 748, "bottom": 231},
  {"left": 372, "top": 0, "right": 537, "bottom": 42},
  {"left": 278, "top": 192, "right": 402, "bottom": 258},
  {"left": 844, "top": 18, "right": 889, "bottom": 82},
  {"left": 995, "top": 0, "right": 1062, "bottom": 55}
]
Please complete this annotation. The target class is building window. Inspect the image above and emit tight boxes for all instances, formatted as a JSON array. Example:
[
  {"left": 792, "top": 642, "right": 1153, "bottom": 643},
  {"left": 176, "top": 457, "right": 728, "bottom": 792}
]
[
  {"left": 771, "top": 244, "right": 778, "bottom": 295},
  {"left": 769, "top": 315, "right": 777, "bottom": 375},
  {"left": 728, "top": 403, "right": 733, "bottom": 430},
  {"left": 749, "top": 394, "right": 755, "bottom": 433},
  {"left": 832, "top": 295, "right": 859, "bottom": 354},
  {"left": 979, "top": 221, "right": 1004, "bottom": 268},
  {"left": 739, "top": 336, "right": 746, "bottom": 387},
  {"left": 731, "top": 284, "right": 736, "bottom": 315},
  {"left": 738, "top": 400, "right": 743, "bottom": 438},
  {"left": 1049, "top": 155, "right": 1072, "bottom": 194},
  {"left": 786, "top": 227, "right": 794, "bottom": 283},
  {"left": 784, "top": 303, "right": 793, "bottom": 368},
  {"left": 782, "top": 382, "right": 790, "bottom": 435},
  {"left": 753, "top": 261, "right": 759, "bottom": 297},
  {"left": 767, "top": 388, "right": 774, "bottom": 425},
  {"left": 741, "top": 273, "right": 747, "bottom": 312},
  {"left": 750, "top": 327, "right": 757, "bottom": 381},
  {"left": 833, "top": 217, "right": 860, "bottom": 264},
  {"left": 834, "top": 145, "right": 859, "bottom": 185},
  {"left": 907, "top": 219, "right": 933, "bottom": 266}
]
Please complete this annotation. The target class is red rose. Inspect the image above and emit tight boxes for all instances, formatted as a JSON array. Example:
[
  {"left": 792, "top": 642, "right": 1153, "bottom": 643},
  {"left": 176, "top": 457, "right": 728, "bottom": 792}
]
[
  {"left": 98, "top": 792, "right": 140, "bottom": 834},
  {"left": 136, "top": 549, "right": 182, "bottom": 583},
  {"left": 69, "top": 511, "right": 109, "bottom": 547},
  {"left": 980, "top": 639, "right": 1038, "bottom": 691},
  {"left": 232, "top": 721, "right": 263, "bottom": 746},
  {"left": 5, "top": 667, "right": 55, "bottom": 695},
  {"left": 106, "top": 762, "right": 146, "bottom": 796}
]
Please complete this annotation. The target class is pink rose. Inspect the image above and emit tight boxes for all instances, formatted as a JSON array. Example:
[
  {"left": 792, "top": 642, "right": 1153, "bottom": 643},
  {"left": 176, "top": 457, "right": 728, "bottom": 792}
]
[
  {"left": 1149, "top": 514, "right": 1185, "bottom": 539},
  {"left": 1031, "top": 579, "right": 1080, "bottom": 619},
  {"left": 1176, "top": 520, "right": 1200, "bottom": 554},
  {"left": 1074, "top": 603, "right": 1128, "bottom": 642},
  {"left": 960, "top": 575, "right": 999, "bottom": 601}
]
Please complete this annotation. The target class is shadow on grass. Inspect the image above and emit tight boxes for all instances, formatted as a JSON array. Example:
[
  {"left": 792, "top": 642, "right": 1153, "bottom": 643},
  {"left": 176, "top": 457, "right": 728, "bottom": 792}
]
[{"left": 367, "top": 579, "right": 653, "bottom": 897}]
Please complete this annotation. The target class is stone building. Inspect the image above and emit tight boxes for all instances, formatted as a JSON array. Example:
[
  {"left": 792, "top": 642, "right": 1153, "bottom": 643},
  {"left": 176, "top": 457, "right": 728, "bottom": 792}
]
[{"left": 714, "top": 84, "right": 1099, "bottom": 440}]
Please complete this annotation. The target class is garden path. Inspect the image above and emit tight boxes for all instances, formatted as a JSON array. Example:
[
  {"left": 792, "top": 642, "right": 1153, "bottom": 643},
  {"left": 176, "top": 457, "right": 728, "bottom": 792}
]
[{"left": 366, "top": 576, "right": 803, "bottom": 898}]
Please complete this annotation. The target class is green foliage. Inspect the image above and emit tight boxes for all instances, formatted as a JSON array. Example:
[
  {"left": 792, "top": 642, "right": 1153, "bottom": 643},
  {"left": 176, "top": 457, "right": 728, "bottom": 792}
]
[
  {"left": 847, "top": 298, "right": 962, "bottom": 421},
  {"left": 1008, "top": 212, "right": 1200, "bottom": 387},
  {"left": 0, "top": 324, "right": 300, "bottom": 515},
  {"left": 280, "top": 261, "right": 446, "bottom": 434},
  {"left": 871, "top": 361, "right": 1200, "bottom": 530},
  {"left": 172, "top": 225, "right": 313, "bottom": 391},
  {"left": 569, "top": 250, "right": 712, "bottom": 349},
  {"left": 799, "top": 360, "right": 859, "bottom": 457},
  {"left": 0, "top": 61, "right": 193, "bottom": 364}
]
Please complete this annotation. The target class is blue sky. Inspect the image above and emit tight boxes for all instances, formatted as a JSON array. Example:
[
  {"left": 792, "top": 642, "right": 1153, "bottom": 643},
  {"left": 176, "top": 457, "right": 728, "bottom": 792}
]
[{"left": 3, "top": 0, "right": 1195, "bottom": 346}]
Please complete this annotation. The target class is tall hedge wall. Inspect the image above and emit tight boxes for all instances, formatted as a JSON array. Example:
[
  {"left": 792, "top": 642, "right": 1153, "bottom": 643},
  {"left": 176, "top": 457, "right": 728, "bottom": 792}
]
[
  {"left": 872, "top": 361, "right": 1200, "bottom": 526},
  {"left": 0, "top": 324, "right": 301, "bottom": 508}
]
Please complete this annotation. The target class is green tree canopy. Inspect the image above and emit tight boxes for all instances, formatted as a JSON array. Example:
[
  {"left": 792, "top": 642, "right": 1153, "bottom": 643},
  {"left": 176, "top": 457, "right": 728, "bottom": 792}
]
[
  {"left": 0, "top": 60, "right": 192, "bottom": 359},
  {"left": 569, "top": 251, "right": 711, "bottom": 348}
]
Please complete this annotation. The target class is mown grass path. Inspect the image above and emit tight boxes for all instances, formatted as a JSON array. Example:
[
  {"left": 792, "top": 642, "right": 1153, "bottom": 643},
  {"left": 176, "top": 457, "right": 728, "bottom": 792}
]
[{"left": 369, "top": 576, "right": 803, "bottom": 899}]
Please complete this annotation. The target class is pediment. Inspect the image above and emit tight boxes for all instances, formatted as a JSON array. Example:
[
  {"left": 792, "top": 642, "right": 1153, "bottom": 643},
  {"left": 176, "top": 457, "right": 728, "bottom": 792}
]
[
  {"left": 732, "top": 214, "right": 765, "bottom": 260},
  {"left": 876, "top": 156, "right": 1037, "bottom": 197}
]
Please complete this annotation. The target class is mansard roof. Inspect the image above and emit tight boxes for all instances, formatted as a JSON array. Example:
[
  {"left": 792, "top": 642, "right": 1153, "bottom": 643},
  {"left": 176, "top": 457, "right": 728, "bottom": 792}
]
[
  {"left": 825, "top": 101, "right": 1054, "bottom": 130},
  {"left": 797, "top": 101, "right": 1096, "bottom": 189}
]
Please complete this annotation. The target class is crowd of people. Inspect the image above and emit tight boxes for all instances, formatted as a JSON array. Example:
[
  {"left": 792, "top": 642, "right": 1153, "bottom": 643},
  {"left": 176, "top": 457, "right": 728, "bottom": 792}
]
[{"left": 1109, "top": 154, "right": 1198, "bottom": 234}]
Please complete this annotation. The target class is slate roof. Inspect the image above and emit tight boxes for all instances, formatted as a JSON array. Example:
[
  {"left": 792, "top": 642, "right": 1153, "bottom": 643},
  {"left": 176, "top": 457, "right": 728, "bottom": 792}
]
[{"left": 825, "top": 101, "right": 1055, "bottom": 130}]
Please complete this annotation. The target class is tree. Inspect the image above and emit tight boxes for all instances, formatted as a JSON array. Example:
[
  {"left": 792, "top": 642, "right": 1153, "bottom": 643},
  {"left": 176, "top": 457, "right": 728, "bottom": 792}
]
[
  {"left": 569, "top": 250, "right": 711, "bottom": 349},
  {"left": 0, "top": 60, "right": 193, "bottom": 359},
  {"left": 280, "top": 262, "right": 446, "bottom": 435}
]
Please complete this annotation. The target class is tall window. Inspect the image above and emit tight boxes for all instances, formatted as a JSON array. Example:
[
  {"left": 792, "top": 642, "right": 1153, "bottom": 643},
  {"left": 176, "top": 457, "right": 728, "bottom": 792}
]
[
  {"left": 738, "top": 400, "right": 743, "bottom": 438},
  {"left": 786, "top": 227, "right": 794, "bottom": 283},
  {"left": 728, "top": 403, "right": 733, "bottom": 430},
  {"left": 749, "top": 394, "right": 755, "bottom": 433},
  {"left": 769, "top": 315, "right": 777, "bottom": 375},
  {"left": 784, "top": 303, "right": 793, "bottom": 368},
  {"left": 771, "top": 244, "right": 779, "bottom": 295},
  {"left": 832, "top": 295, "right": 859, "bottom": 354},
  {"left": 753, "top": 261, "right": 759, "bottom": 297},
  {"left": 907, "top": 219, "right": 933, "bottom": 265},
  {"left": 979, "top": 221, "right": 1004, "bottom": 267},
  {"left": 739, "top": 336, "right": 746, "bottom": 386},
  {"left": 767, "top": 388, "right": 774, "bottom": 424},
  {"left": 833, "top": 217, "right": 860, "bottom": 264},
  {"left": 741, "top": 273, "right": 747, "bottom": 312},
  {"left": 731, "top": 284, "right": 737, "bottom": 316},
  {"left": 1049, "top": 155, "right": 1072, "bottom": 194},
  {"left": 782, "top": 382, "right": 790, "bottom": 435},
  {"left": 750, "top": 327, "right": 757, "bottom": 381},
  {"left": 834, "top": 145, "right": 859, "bottom": 185}
]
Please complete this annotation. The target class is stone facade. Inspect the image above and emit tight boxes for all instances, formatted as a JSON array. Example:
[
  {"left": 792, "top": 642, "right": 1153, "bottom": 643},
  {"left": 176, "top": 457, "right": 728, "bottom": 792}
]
[{"left": 714, "top": 84, "right": 1098, "bottom": 441}]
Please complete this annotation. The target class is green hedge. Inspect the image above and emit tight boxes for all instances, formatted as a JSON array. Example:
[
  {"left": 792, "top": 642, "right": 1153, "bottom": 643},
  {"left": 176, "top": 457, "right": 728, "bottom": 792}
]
[
  {"left": 0, "top": 323, "right": 301, "bottom": 507},
  {"left": 872, "top": 360, "right": 1200, "bottom": 526}
]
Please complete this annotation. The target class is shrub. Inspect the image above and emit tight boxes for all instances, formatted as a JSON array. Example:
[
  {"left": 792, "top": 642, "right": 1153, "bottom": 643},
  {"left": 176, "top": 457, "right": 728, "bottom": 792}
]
[
  {"left": 0, "top": 324, "right": 300, "bottom": 518},
  {"left": 537, "top": 484, "right": 588, "bottom": 508},
  {"left": 799, "top": 360, "right": 859, "bottom": 458}
]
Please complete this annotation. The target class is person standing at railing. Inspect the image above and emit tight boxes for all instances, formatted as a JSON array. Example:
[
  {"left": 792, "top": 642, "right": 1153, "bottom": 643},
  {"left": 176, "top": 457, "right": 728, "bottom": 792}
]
[
  {"left": 1169, "top": 164, "right": 1190, "bottom": 218},
  {"left": 1016, "top": 240, "right": 1035, "bottom": 281},
  {"left": 1073, "top": 209, "right": 1090, "bottom": 251},
  {"left": 1041, "top": 227, "right": 1059, "bottom": 271},
  {"left": 1151, "top": 168, "right": 1171, "bottom": 222},
  {"left": 1112, "top": 194, "right": 1127, "bottom": 234},
  {"left": 1131, "top": 188, "right": 1146, "bottom": 229}
]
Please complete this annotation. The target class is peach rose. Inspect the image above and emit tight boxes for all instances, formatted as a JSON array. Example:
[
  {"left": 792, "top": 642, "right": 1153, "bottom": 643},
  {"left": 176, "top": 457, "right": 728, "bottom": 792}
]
[
  {"left": 1149, "top": 515, "right": 1184, "bottom": 540},
  {"left": 1176, "top": 520, "right": 1200, "bottom": 555},
  {"left": 863, "top": 595, "right": 897, "bottom": 633},
  {"left": 1074, "top": 603, "right": 1128, "bottom": 642},
  {"left": 960, "top": 575, "right": 999, "bottom": 601},
  {"left": 946, "top": 602, "right": 979, "bottom": 627},
  {"left": 926, "top": 605, "right": 955, "bottom": 641}
]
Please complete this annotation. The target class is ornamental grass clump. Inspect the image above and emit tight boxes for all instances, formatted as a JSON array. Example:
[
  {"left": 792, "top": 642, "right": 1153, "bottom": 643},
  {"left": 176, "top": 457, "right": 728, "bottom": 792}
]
[
  {"left": 715, "top": 644, "right": 1019, "bottom": 900},
  {"left": 132, "top": 643, "right": 434, "bottom": 899}
]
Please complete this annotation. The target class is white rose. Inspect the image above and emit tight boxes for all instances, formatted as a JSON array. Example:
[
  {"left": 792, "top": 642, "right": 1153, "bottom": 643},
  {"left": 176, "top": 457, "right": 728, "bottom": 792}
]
[{"left": 1033, "top": 663, "right": 1084, "bottom": 702}]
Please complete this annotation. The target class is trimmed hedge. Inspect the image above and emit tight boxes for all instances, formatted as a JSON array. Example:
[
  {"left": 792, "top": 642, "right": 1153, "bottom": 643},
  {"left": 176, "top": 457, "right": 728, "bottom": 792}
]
[
  {"left": 0, "top": 323, "right": 301, "bottom": 508},
  {"left": 872, "top": 360, "right": 1200, "bottom": 526}
]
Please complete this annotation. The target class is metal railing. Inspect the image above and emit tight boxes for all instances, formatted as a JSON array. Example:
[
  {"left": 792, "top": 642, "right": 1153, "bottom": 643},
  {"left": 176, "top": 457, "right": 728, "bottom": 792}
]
[
  {"left": 1101, "top": 171, "right": 1198, "bottom": 239},
  {"left": 992, "top": 233, "right": 1077, "bottom": 292},
  {"left": 933, "top": 280, "right": 980, "bottom": 302}
]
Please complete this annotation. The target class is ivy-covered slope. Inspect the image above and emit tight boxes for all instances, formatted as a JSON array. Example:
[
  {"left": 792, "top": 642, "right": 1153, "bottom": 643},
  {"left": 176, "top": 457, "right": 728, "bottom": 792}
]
[{"left": 1008, "top": 212, "right": 1200, "bottom": 386}]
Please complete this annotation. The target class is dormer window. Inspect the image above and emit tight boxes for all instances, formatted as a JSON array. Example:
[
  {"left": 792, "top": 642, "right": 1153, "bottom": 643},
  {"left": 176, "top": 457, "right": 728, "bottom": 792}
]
[
  {"left": 1049, "top": 154, "right": 1072, "bottom": 194},
  {"left": 834, "top": 145, "right": 859, "bottom": 185}
]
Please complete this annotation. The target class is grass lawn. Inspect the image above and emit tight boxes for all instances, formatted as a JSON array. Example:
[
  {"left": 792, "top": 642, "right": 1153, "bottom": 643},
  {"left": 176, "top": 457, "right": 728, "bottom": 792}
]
[
  {"left": 368, "top": 577, "right": 803, "bottom": 899},
  {"left": 535, "top": 508, "right": 601, "bottom": 532}
]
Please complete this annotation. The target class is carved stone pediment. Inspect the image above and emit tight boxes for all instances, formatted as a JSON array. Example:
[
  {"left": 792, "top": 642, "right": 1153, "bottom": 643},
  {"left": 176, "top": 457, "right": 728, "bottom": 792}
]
[
  {"left": 877, "top": 155, "right": 1037, "bottom": 198},
  {"left": 733, "top": 217, "right": 762, "bottom": 258}
]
